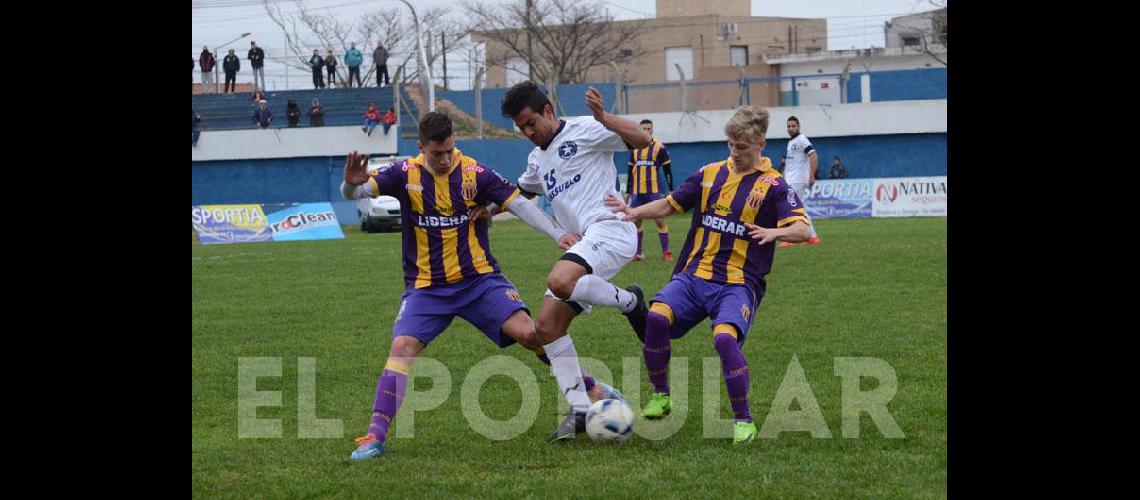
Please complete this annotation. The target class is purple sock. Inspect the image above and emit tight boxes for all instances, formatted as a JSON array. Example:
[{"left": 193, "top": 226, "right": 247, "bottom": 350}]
[
  {"left": 643, "top": 311, "right": 672, "bottom": 394},
  {"left": 659, "top": 232, "right": 670, "bottom": 252},
  {"left": 367, "top": 369, "right": 407, "bottom": 443},
  {"left": 636, "top": 230, "right": 644, "bottom": 255},
  {"left": 713, "top": 333, "right": 751, "bottom": 423},
  {"left": 580, "top": 370, "right": 596, "bottom": 392}
]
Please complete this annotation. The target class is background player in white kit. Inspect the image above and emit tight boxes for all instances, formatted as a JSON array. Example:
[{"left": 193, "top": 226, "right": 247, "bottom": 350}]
[
  {"left": 501, "top": 81, "right": 652, "bottom": 442},
  {"left": 782, "top": 116, "right": 822, "bottom": 246}
]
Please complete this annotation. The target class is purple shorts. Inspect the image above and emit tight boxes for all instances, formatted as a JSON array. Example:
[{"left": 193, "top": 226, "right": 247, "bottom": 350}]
[
  {"left": 629, "top": 192, "right": 665, "bottom": 208},
  {"left": 393, "top": 273, "right": 529, "bottom": 348},
  {"left": 650, "top": 273, "right": 763, "bottom": 343}
]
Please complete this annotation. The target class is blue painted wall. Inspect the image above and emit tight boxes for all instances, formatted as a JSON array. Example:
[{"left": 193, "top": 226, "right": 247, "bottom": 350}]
[
  {"left": 193, "top": 132, "right": 946, "bottom": 224},
  {"left": 847, "top": 68, "right": 947, "bottom": 103}
]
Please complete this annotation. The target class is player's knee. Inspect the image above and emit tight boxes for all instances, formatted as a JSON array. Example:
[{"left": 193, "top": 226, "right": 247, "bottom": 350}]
[
  {"left": 546, "top": 273, "right": 577, "bottom": 300},
  {"left": 390, "top": 335, "right": 424, "bottom": 359},
  {"left": 712, "top": 328, "right": 739, "bottom": 352},
  {"left": 509, "top": 321, "right": 540, "bottom": 350}
]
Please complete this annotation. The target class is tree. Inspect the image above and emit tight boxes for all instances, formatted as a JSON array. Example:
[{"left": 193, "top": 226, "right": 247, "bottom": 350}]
[
  {"left": 887, "top": 0, "right": 947, "bottom": 66},
  {"left": 263, "top": 0, "right": 469, "bottom": 91},
  {"left": 463, "top": 0, "right": 648, "bottom": 114},
  {"left": 923, "top": 1, "right": 947, "bottom": 64}
]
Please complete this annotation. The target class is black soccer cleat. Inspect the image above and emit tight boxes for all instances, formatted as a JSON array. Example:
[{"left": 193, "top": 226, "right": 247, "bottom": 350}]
[
  {"left": 622, "top": 284, "right": 648, "bottom": 344},
  {"left": 547, "top": 411, "right": 587, "bottom": 443}
]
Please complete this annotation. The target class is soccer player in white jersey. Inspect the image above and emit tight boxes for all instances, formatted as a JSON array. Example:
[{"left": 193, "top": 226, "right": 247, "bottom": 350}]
[
  {"left": 781, "top": 116, "right": 821, "bottom": 245},
  {"left": 500, "top": 81, "right": 652, "bottom": 442}
]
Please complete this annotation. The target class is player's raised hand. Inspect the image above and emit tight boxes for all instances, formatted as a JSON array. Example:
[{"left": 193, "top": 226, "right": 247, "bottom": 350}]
[
  {"left": 344, "top": 150, "right": 370, "bottom": 186},
  {"left": 557, "top": 233, "right": 581, "bottom": 250},
  {"left": 604, "top": 193, "right": 631, "bottom": 220},
  {"left": 743, "top": 222, "right": 780, "bottom": 246},
  {"left": 586, "top": 87, "right": 606, "bottom": 123}
]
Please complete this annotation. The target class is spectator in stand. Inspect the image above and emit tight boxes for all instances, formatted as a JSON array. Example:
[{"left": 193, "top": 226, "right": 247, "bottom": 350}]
[
  {"left": 251, "top": 89, "right": 265, "bottom": 103},
  {"left": 382, "top": 107, "right": 396, "bottom": 135},
  {"left": 362, "top": 102, "right": 382, "bottom": 136},
  {"left": 373, "top": 40, "right": 390, "bottom": 87},
  {"left": 309, "top": 50, "right": 325, "bottom": 89},
  {"left": 248, "top": 41, "right": 266, "bottom": 92},
  {"left": 222, "top": 49, "right": 240, "bottom": 94},
  {"left": 286, "top": 100, "right": 301, "bottom": 127},
  {"left": 193, "top": 108, "right": 203, "bottom": 147},
  {"left": 325, "top": 50, "right": 338, "bottom": 88},
  {"left": 829, "top": 156, "right": 848, "bottom": 179},
  {"left": 345, "top": 42, "right": 364, "bottom": 88},
  {"left": 199, "top": 46, "right": 216, "bottom": 94},
  {"left": 309, "top": 99, "right": 325, "bottom": 127},
  {"left": 253, "top": 99, "right": 273, "bottom": 129}
]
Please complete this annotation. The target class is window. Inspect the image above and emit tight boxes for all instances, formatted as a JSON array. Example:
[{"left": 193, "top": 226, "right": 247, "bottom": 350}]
[
  {"left": 730, "top": 46, "right": 748, "bottom": 67},
  {"left": 665, "top": 46, "right": 693, "bottom": 81},
  {"left": 902, "top": 35, "right": 921, "bottom": 47},
  {"left": 506, "top": 57, "right": 529, "bottom": 86}
]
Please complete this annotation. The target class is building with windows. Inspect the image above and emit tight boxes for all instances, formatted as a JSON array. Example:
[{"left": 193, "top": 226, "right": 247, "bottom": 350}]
[{"left": 474, "top": 0, "right": 826, "bottom": 111}]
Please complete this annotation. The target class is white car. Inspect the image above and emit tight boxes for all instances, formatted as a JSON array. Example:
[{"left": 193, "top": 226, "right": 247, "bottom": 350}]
[{"left": 356, "top": 156, "right": 408, "bottom": 233}]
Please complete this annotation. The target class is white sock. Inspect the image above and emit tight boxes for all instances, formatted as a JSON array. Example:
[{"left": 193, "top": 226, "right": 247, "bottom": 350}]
[
  {"left": 569, "top": 275, "right": 637, "bottom": 312},
  {"left": 543, "top": 335, "right": 591, "bottom": 413}
]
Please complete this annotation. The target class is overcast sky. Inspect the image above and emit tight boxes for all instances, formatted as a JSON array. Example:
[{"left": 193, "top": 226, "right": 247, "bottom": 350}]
[{"left": 192, "top": 0, "right": 938, "bottom": 91}]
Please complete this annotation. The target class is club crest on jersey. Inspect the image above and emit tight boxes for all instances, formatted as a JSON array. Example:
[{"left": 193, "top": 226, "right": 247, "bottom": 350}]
[
  {"left": 505, "top": 289, "right": 523, "bottom": 303},
  {"left": 741, "top": 304, "right": 751, "bottom": 322},
  {"left": 462, "top": 180, "right": 478, "bottom": 201},
  {"left": 557, "top": 141, "right": 578, "bottom": 159}
]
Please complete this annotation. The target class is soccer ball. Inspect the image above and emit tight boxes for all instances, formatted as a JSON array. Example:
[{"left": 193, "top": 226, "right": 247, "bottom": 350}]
[{"left": 585, "top": 398, "right": 634, "bottom": 443}]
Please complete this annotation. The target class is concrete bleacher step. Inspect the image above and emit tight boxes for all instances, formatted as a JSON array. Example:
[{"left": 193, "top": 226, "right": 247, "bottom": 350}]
[{"left": 194, "top": 86, "right": 400, "bottom": 130}]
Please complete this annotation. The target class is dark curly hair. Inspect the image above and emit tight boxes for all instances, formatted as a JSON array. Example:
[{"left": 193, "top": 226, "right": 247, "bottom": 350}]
[{"left": 501, "top": 81, "right": 551, "bottom": 119}]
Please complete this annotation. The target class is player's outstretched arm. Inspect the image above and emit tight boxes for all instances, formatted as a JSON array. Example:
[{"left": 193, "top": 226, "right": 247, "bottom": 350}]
[
  {"left": 586, "top": 87, "right": 651, "bottom": 149},
  {"left": 506, "top": 197, "right": 579, "bottom": 249},
  {"left": 605, "top": 193, "right": 676, "bottom": 223},
  {"left": 743, "top": 221, "right": 810, "bottom": 245}
]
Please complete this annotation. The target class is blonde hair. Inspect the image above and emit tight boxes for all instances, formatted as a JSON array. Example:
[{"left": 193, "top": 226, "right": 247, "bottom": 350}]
[{"left": 724, "top": 105, "right": 770, "bottom": 142}]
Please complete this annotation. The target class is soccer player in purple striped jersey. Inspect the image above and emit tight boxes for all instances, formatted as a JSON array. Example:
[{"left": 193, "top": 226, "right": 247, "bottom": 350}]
[
  {"left": 605, "top": 105, "right": 811, "bottom": 445},
  {"left": 340, "top": 112, "right": 622, "bottom": 461},
  {"left": 626, "top": 119, "right": 674, "bottom": 262}
]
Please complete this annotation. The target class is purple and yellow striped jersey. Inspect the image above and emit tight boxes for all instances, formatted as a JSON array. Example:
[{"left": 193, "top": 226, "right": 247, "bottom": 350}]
[
  {"left": 368, "top": 150, "right": 522, "bottom": 290},
  {"left": 667, "top": 156, "right": 808, "bottom": 298},
  {"left": 627, "top": 139, "right": 672, "bottom": 194}
]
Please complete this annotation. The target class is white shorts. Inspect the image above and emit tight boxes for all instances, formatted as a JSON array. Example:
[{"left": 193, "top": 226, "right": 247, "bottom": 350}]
[{"left": 544, "top": 219, "right": 638, "bottom": 314}]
